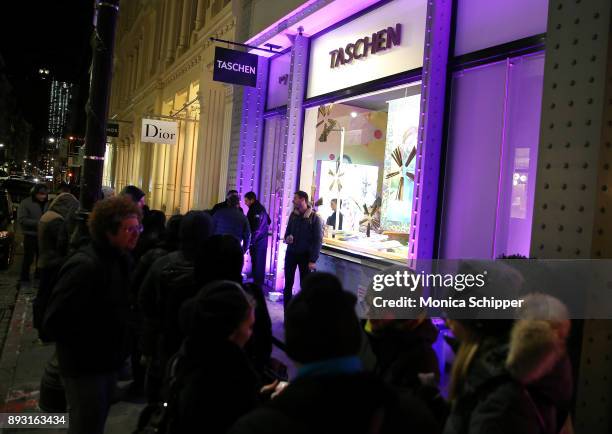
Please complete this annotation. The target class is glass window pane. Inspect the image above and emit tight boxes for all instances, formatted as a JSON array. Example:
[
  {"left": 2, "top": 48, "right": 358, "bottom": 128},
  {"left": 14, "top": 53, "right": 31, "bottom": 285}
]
[{"left": 299, "top": 83, "right": 421, "bottom": 262}]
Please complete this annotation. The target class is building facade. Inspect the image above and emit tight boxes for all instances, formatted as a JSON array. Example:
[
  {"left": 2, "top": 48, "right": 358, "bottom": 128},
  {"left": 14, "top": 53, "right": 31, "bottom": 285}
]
[
  {"left": 105, "top": 0, "right": 237, "bottom": 213},
  {"left": 226, "top": 0, "right": 612, "bottom": 431}
]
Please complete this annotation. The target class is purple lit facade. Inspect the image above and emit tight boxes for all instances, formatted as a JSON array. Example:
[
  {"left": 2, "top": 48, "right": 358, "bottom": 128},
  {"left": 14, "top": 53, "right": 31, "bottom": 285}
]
[{"left": 231, "top": 0, "right": 549, "bottom": 291}]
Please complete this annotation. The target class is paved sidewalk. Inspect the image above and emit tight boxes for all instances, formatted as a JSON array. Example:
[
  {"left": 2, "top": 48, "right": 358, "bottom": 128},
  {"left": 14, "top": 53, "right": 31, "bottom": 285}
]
[{"left": 0, "top": 246, "right": 144, "bottom": 434}]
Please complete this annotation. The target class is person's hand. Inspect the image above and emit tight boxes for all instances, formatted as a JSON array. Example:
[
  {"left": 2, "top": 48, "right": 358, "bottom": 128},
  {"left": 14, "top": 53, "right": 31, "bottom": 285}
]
[
  {"left": 260, "top": 379, "right": 279, "bottom": 395},
  {"left": 261, "top": 380, "right": 289, "bottom": 399},
  {"left": 308, "top": 262, "right": 317, "bottom": 271},
  {"left": 285, "top": 235, "right": 294, "bottom": 244}
]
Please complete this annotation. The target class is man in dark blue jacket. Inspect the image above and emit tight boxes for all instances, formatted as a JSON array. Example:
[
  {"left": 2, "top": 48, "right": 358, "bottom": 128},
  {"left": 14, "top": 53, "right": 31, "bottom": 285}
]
[
  {"left": 213, "top": 194, "right": 251, "bottom": 253},
  {"left": 244, "top": 191, "right": 270, "bottom": 286},
  {"left": 283, "top": 191, "right": 323, "bottom": 308}
]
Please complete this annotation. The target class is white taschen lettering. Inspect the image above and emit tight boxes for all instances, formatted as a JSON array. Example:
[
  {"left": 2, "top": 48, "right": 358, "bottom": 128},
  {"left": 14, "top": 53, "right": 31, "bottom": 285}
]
[{"left": 217, "top": 60, "right": 256, "bottom": 74}]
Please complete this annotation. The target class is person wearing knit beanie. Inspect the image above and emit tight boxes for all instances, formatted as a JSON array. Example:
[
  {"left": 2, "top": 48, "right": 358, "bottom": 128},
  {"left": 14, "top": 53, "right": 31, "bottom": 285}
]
[
  {"left": 169, "top": 281, "right": 259, "bottom": 434},
  {"left": 180, "top": 280, "right": 254, "bottom": 345}
]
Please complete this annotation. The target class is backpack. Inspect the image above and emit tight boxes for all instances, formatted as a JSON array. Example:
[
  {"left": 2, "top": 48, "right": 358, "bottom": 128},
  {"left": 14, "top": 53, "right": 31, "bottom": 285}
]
[{"left": 134, "top": 352, "right": 186, "bottom": 434}]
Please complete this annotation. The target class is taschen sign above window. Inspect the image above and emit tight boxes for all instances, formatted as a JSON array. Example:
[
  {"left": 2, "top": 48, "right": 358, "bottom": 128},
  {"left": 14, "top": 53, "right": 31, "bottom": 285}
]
[
  {"left": 307, "top": 0, "right": 427, "bottom": 98},
  {"left": 329, "top": 23, "right": 402, "bottom": 69}
]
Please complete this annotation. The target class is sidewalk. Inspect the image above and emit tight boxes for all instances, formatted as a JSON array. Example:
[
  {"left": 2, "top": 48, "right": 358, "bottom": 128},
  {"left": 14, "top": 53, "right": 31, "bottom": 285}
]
[{"left": 0, "top": 250, "right": 143, "bottom": 433}]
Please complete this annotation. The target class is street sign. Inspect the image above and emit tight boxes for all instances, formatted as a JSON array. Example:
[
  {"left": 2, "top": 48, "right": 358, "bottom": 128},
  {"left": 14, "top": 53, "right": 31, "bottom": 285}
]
[
  {"left": 106, "top": 123, "right": 119, "bottom": 137},
  {"left": 213, "top": 46, "right": 259, "bottom": 87}
]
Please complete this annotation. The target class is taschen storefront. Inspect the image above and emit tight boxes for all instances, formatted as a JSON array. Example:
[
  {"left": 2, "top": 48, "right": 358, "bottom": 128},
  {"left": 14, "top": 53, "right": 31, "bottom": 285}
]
[{"left": 228, "top": 0, "right": 549, "bottom": 295}]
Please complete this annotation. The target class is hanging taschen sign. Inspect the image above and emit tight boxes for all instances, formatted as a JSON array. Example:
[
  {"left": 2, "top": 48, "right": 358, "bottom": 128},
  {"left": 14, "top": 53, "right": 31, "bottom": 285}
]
[
  {"left": 141, "top": 118, "right": 178, "bottom": 145},
  {"left": 213, "top": 46, "right": 259, "bottom": 87}
]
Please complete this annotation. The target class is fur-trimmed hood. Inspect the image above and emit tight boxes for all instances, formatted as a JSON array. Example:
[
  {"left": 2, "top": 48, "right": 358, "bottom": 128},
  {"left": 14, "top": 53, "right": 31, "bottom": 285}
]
[{"left": 506, "top": 319, "right": 566, "bottom": 385}]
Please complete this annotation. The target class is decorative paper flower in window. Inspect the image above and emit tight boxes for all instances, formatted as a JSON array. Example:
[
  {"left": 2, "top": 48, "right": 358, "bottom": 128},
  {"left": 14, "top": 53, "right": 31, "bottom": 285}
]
[
  {"left": 359, "top": 197, "right": 382, "bottom": 237},
  {"left": 328, "top": 160, "right": 344, "bottom": 191},
  {"left": 317, "top": 104, "right": 338, "bottom": 142},
  {"left": 385, "top": 144, "right": 416, "bottom": 200}
]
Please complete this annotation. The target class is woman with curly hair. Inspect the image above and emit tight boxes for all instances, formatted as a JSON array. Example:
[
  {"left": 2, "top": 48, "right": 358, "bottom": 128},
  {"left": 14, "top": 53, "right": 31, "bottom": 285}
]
[{"left": 43, "top": 196, "right": 142, "bottom": 434}]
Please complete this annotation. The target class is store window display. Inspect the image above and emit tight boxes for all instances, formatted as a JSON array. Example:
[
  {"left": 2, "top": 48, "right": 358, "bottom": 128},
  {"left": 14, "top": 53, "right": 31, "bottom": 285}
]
[{"left": 300, "top": 83, "right": 421, "bottom": 262}]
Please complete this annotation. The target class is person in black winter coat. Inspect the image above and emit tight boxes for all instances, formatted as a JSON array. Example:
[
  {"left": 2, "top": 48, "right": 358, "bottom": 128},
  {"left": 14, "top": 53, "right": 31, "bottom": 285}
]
[
  {"left": 34, "top": 193, "right": 79, "bottom": 340},
  {"left": 195, "top": 234, "right": 273, "bottom": 378},
  {"left": 42, "top": 196, "right": 142, "bottom": 434},
  {"left": 213, "top": 194, "right": 251, "bottom": 253},
  {"left": 138, "top": 211, "right": 214, "bottom": 403},
  {"left": 244, "top": 191, "right": 270, "bottom": 286},
  {"left": 168, "top": 280, "right": 259, "bottom": 434},
  {"left": 130, "top": 214, "right": 183, "bottom": 305},
  {"left": 17, "top": 183, "right": 49, "bottom": 281},
  {"left": 230, "top": 272, "right": 439, "bottom": 434},
  {"left": 444, "top": 295, "right": 573, "bottom": 434}
]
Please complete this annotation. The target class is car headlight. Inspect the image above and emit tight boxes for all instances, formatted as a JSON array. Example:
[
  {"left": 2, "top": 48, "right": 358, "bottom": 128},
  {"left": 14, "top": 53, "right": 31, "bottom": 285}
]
[{"left": 0, "top": 231, "right": 9, "bottom": 239}]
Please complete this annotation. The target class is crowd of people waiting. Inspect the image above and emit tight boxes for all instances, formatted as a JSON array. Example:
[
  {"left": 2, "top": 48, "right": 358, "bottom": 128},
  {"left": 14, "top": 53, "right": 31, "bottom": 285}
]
[{"left": 15, "top": 183, "right": 575, "bottom": 434}]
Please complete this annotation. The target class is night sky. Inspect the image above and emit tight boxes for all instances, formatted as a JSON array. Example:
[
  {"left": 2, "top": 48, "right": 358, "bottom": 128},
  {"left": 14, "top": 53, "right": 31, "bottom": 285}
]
[{"left": 0, "top": 1, "right": 95, "bottom": 154}]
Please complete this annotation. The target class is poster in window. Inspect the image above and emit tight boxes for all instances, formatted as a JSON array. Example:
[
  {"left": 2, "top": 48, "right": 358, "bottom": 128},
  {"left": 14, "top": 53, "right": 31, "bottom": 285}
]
[{"left": 381, "top": 95, "right": 420, "bottom": 233}]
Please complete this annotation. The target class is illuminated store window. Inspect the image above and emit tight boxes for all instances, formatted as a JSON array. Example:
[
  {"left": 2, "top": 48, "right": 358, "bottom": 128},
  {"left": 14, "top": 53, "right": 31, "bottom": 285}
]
[{"left": 300, "top": 83, "right": 421, "bottom": 263}]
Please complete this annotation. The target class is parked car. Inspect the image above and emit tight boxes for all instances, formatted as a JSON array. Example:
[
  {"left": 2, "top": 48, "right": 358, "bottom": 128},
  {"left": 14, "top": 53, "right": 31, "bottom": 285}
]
[
  {"left": 0, "top": 178, "right": 35, "bottom": 219},
  {"left": 0, "top": 189, "right": 15, "bottom": 269}
]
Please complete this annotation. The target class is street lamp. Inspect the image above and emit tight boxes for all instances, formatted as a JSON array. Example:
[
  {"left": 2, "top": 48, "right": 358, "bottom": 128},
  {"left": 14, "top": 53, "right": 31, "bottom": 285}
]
[{"left": 48, "top": 138, "right": 55, "bottom": 144}]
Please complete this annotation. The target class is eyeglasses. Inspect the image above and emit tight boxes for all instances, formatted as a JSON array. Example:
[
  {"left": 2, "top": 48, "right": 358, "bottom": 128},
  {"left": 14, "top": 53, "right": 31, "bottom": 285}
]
[{"left": 123, "top": 224, "right": 143, "bottom": 235}]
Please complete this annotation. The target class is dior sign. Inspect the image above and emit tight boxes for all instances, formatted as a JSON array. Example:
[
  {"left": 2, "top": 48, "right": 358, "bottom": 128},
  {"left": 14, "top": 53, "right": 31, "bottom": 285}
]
[
  {"left": 141, "top": 119, "right": 178, "bottom": 145},
  {"left": 329, "top": 23, "right": 402, "bottom": 69}
]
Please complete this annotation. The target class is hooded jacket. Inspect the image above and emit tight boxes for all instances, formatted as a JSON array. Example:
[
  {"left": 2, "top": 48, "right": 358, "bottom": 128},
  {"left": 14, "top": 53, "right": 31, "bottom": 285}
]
[
  {"left": 17, "top": 185, "right": 48, "bottom": 236},
  {"left": 443, "top": 320, "right": 573, "bottom": 434},
  {"left": 38, "top": 193, "right": 79, "bottom": 269}
]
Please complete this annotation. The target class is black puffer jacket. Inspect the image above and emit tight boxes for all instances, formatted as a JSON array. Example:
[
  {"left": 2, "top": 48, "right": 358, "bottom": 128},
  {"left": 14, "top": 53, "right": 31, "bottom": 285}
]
[{"left": 42, "top": 241, "right": 133, "bottom": 376}]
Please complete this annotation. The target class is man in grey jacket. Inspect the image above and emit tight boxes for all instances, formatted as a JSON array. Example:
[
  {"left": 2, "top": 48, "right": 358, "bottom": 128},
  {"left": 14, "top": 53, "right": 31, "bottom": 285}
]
[
  {"left": 18, "top": 183, "right": 48, "bottom": 282},
  {"left": 283, "top": 191, "right": 323, "bottom": 308}
]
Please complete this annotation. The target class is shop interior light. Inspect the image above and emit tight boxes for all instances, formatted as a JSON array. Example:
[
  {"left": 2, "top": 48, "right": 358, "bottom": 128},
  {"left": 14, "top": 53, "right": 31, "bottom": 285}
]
[{"left": 350, "top": 112, "right": 358, "bottom": 118}]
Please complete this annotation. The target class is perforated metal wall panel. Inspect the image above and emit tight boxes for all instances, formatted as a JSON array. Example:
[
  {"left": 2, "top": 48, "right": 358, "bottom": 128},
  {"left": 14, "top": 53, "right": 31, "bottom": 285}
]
[
  {"left": 235, "top": 55, "right": 269, "bottom": 194},
  {"left": 530, "top": 1, "right": 612, "bottom": 432},
  {"left": 408, "top": 0, "right": 453, "bottom": 265}
]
